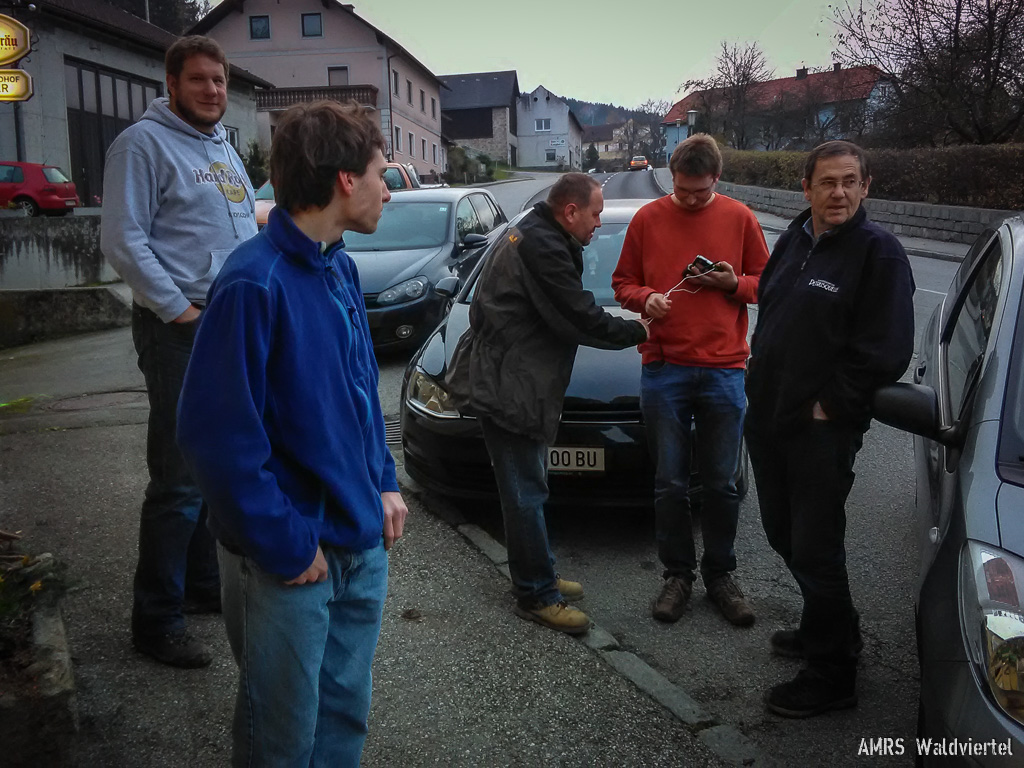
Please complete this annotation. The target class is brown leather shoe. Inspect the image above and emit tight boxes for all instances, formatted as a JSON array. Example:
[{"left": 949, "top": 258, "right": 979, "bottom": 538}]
[
  {"left": 706, "top": 574, "right": 755, "bottom": 627},
  {"left": 513, "top": 601, "right": 591, "bottom": 635},
  {"left": 556, "top": 576, "right": 584, "bottom": 601},
  {"left": 652, "top": 576, "right": 692, "bottom": 623}
]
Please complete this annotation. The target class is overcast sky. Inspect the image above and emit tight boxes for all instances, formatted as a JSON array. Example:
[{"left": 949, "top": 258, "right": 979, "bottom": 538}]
[{"left": 213, "top": 0, "right": 840, "bottom": 108}]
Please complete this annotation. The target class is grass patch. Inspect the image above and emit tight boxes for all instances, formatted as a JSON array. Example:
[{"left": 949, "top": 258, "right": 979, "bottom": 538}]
[{"left": 0, "top": 397, "right": 35, "bottom": 414}]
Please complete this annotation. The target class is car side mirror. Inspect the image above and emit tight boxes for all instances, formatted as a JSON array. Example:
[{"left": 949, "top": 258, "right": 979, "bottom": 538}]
[
  {"left": 461, "top": 233, "right": 488, "bottom": 250},
  {"left": 872, "top": 383, "right": 961, "bottom": 446},
  {"left": 434, "top": 276, "right": 460, "bottom": 299}
]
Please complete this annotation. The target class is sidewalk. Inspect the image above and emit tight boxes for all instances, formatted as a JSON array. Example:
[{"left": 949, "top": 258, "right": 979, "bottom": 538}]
[
  {"left": 0, "top": 329, "right": 737, "bottom": 767},
  {"left": 651, "top": 168, "right": 971, "bottom": 263}
]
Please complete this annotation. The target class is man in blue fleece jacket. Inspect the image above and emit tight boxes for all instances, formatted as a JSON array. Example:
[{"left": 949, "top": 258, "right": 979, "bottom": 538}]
[
  {"left": 177, "top": 101, "right": 408, "bottom": 767},
  {"left": 100, "top": 36, "right": 257, "bottom": 668}
]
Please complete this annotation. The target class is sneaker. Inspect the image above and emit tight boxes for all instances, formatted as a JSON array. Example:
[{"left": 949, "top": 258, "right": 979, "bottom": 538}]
[
  {"left": 705, "top": 574, "right": 755, "bottom": 627},
  {"left": 652, "top": 576, "right": 692, "bottom": 623},
  {"left": 770, "top": 627, "right": 864, "bottom": 660},
  {"left": 513, "top": 601, "right": 591, "bottom": 635},
  {"left": 556, "top": 576, "right": 584, "bottom": 601},
  {"left": 133, "top": 629, "right": 213, "bottom": 668},
  {"left": 765, "top": 668, "right": 857, "bottom": 718}
]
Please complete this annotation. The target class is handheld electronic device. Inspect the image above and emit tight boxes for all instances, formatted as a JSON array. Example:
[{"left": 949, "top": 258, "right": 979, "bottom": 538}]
[{"left": 692, "top": 255, "right": 719, "bottom": 273}]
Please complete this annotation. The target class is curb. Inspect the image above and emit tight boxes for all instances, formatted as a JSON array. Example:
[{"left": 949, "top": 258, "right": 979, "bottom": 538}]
[{"left": 394, "top": 463, "right": 764, "bottom": 767}]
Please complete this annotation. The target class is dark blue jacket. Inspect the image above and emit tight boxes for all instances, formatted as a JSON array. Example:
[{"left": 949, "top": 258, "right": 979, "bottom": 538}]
[
  {"left": 177, "top": 206, "right": 398, "bottom": 579},
  {"left": 745, "top": 206, "right": 916, "bottom": 436}
]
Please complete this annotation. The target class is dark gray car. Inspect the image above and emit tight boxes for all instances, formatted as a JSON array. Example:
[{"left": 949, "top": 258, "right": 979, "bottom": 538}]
[{"left": 874, "top": 216, "right": 1024, "bottom": 763}]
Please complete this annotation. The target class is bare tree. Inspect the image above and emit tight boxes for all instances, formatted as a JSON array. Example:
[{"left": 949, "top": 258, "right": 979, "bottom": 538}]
[
  {"left": 633, "top": 99, "right": 672, "bottom": 165},
  {"left": 833, "top": 0, "right": 1024, "bottom": 144},
  {"left": 683, "top": 42, "right": 774, "bottom": 149}
]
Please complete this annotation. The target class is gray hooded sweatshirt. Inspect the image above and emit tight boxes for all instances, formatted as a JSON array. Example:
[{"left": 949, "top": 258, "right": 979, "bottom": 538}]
[{"left": 100, "top": 98, "right": 257, "bottom": 322}]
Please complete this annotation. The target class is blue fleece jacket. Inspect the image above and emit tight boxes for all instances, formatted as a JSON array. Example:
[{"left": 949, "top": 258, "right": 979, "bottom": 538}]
[
  {"left": 100, "top": 98, "right": 257, "bottom": 322},
  {"left": 177, "top": 206, "right": 399, "bottom": 579}
]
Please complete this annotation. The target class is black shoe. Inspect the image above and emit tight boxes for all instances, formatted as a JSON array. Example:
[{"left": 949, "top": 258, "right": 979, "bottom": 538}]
[
  {"left": 652, "top": 576, "right": 692, "bottom": 623},
  {"left": 133, "top": 629, "right": 213, "bottom": 668},
  {"left": 183, "top": 593, "right": 222, "bottom": 615},
  {"left": 765, "top": 669, "right": 857, "bottom": 718},
  {"left": 770, "top": 628, "right": 864, "bottom": 659}
]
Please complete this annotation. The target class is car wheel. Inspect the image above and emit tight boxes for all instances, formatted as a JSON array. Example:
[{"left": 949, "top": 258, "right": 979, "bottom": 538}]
[{"left": 15, "top": 197, "right": 39, "bottom": 217}]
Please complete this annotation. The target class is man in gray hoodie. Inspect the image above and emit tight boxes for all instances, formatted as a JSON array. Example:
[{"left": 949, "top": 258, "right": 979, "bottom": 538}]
[{"left": 100, "top": 35, "right": 257, "bottom": 668}]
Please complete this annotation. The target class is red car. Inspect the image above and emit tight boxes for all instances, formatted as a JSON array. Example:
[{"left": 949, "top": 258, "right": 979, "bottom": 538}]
[{"left": 0, "top": 161, "right": 81, "bottom": 216}]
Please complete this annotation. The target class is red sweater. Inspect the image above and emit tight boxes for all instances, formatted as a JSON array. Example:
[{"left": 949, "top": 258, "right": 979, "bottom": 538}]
[{"left": 612, "top": 194, "right": 769, "bottom": 368}]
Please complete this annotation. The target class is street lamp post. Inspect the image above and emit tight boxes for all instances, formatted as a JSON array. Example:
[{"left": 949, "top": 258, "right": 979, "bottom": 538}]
[{"left": 687, "top": 109, "right": 699, "bottom": 137}]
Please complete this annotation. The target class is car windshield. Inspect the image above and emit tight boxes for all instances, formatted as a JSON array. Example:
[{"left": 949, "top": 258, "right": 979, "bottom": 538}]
[
  {"left": 42, "top": 167, "right": 71, "bottom": 183},
  {"left": 343, "top": 201, "right": 451, "bottom": 251},
  {"left": 255, "top": 182, "right": 275, "bottom": 201},
  {"left": 632, "top": 157, "right": 645, "bottom": 162},
  {"left": 1000, "top": 289, "right": 1024, "bottom": 479},
  {"left": 465, "top": 221, "right": 628, "bottom": 306}
]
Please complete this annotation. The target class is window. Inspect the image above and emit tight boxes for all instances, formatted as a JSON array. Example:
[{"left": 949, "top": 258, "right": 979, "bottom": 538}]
[
  {"left": 945, "top": 239, "right": 1005, "bottom": 413},
  {"left": 328, "top": 67, "right": 349, "bottom": 86},
  {"left": 432, "top": 143, "right": 438, "bottom": 165},
  {"left": 408, "top": 131, "right": 413, "bottom": 156},
  {"left": 382, "top": 166, "right": 405, "bottom": 190},
  {"left": 455, "top": 197, "right": 485, "bottom": 240},
  {"left": 393, "top": 126, "right": 402, "bottom": 154},
  {"left": 0, "top": 164, "right": 22, "bottom": 183},
  {"left": 536, "top": 118, "right": 551, "bottom": 132},
  {"left": 431, "top": 97, "right": 436, "bottom": 119},
  {"left": 421, "top": 138, "right": 427, "bottom": 160},
  {"left": 224, "top": 126, "right": 239, "bottom": 151},
  {"left": 301, "top": 13, "right": 322, "bottom": 37},
  {"left": 249, "top": 15, "right": 270, "bottom": 40},
  {"left": 419, "top": 89, "right": 425, "bottom": 111},
  {"left": 392, "top": 69, "right": 399, "bottom": 95},
  {"left": 545, "top": 149, "right": 556, "bottom": 162},
  {"left": 407, "top": 80, "right": 413, "bottom": 104},
  {"left": 469, "top": 195, "right": 496, "bottom": 232}
]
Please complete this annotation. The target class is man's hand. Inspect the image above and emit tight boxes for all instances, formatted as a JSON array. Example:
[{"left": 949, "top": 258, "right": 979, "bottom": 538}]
[
  {"left": 638, "top": 318, "right": 651, "bottom": 340},
  {"left": 687, "top": 261, "right": 739, "bottom": 293},
  {"left": 382, "top": 491, "right": 409, "bottom": 551},
  {"left": 812, "top": 401, "right": 830, "bottom": 421},
  {"left": 285, "top": 545, "right": 328, "bottom": 585},
  {"left": 173, "top": 304, "right": 202, "bottom": 324},
  {"left": 644, "top": 293, "right": 672, "bottom": 319}
]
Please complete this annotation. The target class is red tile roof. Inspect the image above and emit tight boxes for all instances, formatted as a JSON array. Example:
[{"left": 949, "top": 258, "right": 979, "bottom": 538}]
[{"left": 663, "top": 65, "right": 883, "bottom": 124}]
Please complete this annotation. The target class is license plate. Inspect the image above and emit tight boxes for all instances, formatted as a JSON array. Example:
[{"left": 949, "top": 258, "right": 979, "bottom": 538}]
[
  {"left": 547, "top": 446, "right": 604, "bottom": 473},
  {"left": 65, "top": 200, "right": 75, "bottom": 206}
]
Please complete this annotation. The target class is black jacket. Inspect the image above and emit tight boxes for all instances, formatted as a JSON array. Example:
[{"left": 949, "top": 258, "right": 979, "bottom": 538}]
[
  {"left": 745, "top": 206, "right": 915, "bottom": 436},
  {"left": 445, "top": 202, "right": 647, "bottom": 444}
]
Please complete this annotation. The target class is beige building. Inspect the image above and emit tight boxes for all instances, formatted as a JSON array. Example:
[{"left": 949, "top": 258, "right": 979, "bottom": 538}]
[{"left": 193, "top": 0, "right": 446, "bottom": 179}]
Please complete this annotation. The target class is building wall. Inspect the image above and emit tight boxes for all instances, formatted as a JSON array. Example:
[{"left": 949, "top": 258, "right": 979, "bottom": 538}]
[
  {"left": 205, "top": 0, "right": 443, "bottom": 176},
  {"left": 516, "top": 86, "right": 582, "bottom": 169},
  {"left": 454, "top": 107, "right": 515, "bottom": 165},
  {"left": 0, "top": 15, "right": 258, "bottom": 199}
]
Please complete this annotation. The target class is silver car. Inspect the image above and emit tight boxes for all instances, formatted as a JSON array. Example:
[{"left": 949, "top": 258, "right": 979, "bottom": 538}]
[{"left": 874, "top": 215, "right": 1024, "bottom": 763}]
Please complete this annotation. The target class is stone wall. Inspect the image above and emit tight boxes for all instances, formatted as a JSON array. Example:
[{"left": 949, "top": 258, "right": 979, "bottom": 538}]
[
  {"left": 0, "top": 211, "right": 115, "bottom": 290},
  {"left": 716, "top": 181, "right": 1014, "bottom": 244}
]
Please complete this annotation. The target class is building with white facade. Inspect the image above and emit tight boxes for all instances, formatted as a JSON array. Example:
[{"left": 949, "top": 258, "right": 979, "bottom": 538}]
[{"left": 516, "top": 85, "right": 582, "bottom": 170}]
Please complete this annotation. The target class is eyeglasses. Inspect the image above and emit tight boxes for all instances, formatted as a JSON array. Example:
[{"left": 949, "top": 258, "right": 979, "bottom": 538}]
[
  {"left": 811, "top": 178, "right": 865, "bottom": 193},
  {"left": 675, "top": 183, "right": 715, "bottom": 202}
]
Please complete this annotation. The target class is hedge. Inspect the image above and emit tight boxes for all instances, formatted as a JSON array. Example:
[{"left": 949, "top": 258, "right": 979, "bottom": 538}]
[{"left": 720, "top": 144, "right": 1024, "bottom": 210}]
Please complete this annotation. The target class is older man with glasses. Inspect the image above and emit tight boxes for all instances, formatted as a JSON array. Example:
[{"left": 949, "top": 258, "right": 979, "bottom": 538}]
[
  {"left": 613, "top": 134, "right": 769, "bottom": 629},
  {"left": 745, "top": 140, "right": 915, "bottom": 718}
]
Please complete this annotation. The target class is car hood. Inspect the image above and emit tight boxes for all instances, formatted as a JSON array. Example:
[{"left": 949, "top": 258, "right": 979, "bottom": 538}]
[
  {"left": 430, "top": 303, "right": 642, "bottom": 410},
  {"left": 347, "top": 245, "right": 447, "bottom": 294}
]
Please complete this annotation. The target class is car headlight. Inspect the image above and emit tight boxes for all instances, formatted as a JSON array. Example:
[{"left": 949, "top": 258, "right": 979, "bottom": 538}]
[
  {"left": 378, "top": 277, "right": 428, "bottom": 305},
  {"left": 961, "top": 540, "right": 1024, "bottom": 726},
  {"left": 406, "top": 369, "right": 460, "bottom": 418}
]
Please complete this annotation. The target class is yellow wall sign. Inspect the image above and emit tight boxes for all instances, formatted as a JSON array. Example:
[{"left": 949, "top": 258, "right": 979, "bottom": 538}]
[
  {"left": 0, "top": 15, "right": 30, "bottom": 67},
  {"left": 0, "top": 69, "right": 32, "bottom": 102}
]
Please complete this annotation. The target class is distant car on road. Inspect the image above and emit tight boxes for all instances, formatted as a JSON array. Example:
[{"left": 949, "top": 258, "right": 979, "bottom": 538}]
[
  {"left": 628, "top": 156, "right": 649, "bottom": 171},
  {"left": 587, "top": 167, "right": 601, "bottom": 174},
  {"left": 873, "top": 215, "right": 1024, "bottom": 762},
  {"left": 401, "top": 199, "right": 749, "bottom": 506},
  {"left": 0, "top": 161, "right": 81, "bottom": 216}
]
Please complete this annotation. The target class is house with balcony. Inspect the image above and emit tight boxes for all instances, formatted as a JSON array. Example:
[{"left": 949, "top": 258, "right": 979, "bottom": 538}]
[
  {"left": 663, "top": 64, "right": 888, "bottom": 156},
  {"left": 192, "top": 0, "right": 446, "bottom": 179},
  {"left": 0, "top": 0, "right": 268, "bottom": 206},
  {"left": 516, "top": 85, "right": 583, "bottom": 170},
  {"left": 439, "top": 70, "right": 518, "bottom": 166}
]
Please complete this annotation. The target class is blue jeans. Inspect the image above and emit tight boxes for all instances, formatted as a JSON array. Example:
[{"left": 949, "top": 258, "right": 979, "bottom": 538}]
[
  {"left": 480, "top": 418, "right": 561, "bottom": 608},
  {"left": 219, "top": 540, "right": 388, "bottom": 768},
  {"left": 640, "top": 363, "right": 745, "bottom": 584},
  {"left": 131, "top": 305, "right": 219, "bottom": 638}
]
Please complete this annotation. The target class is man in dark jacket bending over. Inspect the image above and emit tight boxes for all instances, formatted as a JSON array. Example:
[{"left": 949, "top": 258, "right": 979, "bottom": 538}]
[
  {"left": 446, "top": 173, "right": 649, "bottom": 634},
  {"left": 745, "top": 140, "right": 915, "bottom": 718}
]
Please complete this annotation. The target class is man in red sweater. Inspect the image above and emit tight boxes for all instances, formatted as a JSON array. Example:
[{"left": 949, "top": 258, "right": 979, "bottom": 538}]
[{"left": 612, "top": 134, "right": 769, "bottom": 626}]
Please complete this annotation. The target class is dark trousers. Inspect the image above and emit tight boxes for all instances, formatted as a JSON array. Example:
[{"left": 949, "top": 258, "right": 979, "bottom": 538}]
[
  {"left": 131, "top": 305, "right": 219, "bottom": 638},
  {"left": 746, "top": 420, "right": 863, "bottom": 685}
]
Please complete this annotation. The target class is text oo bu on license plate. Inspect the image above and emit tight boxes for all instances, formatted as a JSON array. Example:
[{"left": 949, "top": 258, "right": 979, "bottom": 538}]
[{"left": 547, "top": 446, "right": 604, "bottom": 473}]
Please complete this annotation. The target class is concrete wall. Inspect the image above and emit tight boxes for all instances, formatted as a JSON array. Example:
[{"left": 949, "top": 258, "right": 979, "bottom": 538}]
[
  {"left": 0, "top": 211, "right": 115, "bottom": 290},
  {"left": 715, "top": 181, "right": 1013, "bottom": 244},
  {"left": 0, "top": 287, "right": 130, "bottom": 349}
]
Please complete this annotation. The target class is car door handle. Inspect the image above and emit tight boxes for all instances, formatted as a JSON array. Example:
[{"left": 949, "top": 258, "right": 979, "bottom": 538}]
[{"left": 914, "top": 363, "right": 927, "bottom": 383}]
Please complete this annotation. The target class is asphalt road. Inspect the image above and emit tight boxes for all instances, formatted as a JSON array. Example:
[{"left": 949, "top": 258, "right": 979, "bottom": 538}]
[{"left": 375, "top": 171, "right": 960, "bottom": 766}]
